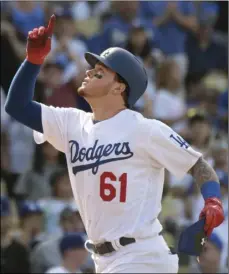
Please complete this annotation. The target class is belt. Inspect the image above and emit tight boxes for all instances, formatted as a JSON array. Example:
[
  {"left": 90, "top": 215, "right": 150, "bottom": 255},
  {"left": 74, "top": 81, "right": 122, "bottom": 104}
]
[{"left": 87, "top": 237, "right": 136, "bottom": 255}]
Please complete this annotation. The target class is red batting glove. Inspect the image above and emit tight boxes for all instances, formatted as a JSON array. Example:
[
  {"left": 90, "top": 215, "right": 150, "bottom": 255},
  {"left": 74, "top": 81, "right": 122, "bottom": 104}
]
[
  {"left": 26, "top": 14, "right": 56, "bottom": 65},
  {"left": 199, "top": 197, "right": 224, "bottom": 237}
]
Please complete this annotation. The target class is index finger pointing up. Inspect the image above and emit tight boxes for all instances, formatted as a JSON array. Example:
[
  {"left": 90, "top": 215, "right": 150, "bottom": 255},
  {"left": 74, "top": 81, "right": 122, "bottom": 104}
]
[{"left": 46, "top": 14, "right": 56, "bottom": 37}]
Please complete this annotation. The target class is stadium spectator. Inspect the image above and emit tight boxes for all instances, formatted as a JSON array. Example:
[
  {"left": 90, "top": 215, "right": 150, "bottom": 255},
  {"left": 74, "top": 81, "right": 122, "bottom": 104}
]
[
  {"left": 125, "top": 25, "right": 152, "bottom": 60},
  {"left": 186, "top": 17, "right": 228, "bottom": 76},
  {"left": 16, "top": 201, "right": 47, "bottom": 250},
  {"left": 1, "top": 118, "right": 35, "bottom": 201},
  {"left": 140, "top": 1, "right": 197, "bottom": 75},
  {"left": 47, "top": 7, "right": 88, "bottom": 85},
  {"left": 1, "top": 2, "right": 47, "bottom": 92},
  {"left": 14, "top": 143, "right": 62, "bottom": 201},
  {"left": 185, "top": 110, "right": 213, "bottom": 158},
  {"left": 125, "top": 25, "right": 157, "bottom": 112},
  {"left": 96, "top": 1, "right": 155, "bottom": 51},
  {"left": 38, "top": 59, "right": 78, "bottom": 108},
  {"left": 151, "top": 59, "right": 187, "bottom": 131},
  {"left": 46, "top": 233, "right": 88, "bottom": 273},
  {"left": 6, "top": 1, "right": 46, "bottom": 38},
  {"left": 1, "top": 196, "right": 31, "bottom": 273},
  {"left": 38, "top": 168, "right": 76, "bottom": 234},
  {"left": 30, "top": 206, "right": 94, "bottom": 273},
  {"left": 195, "top": 1, "right": 219, "bottom": 25},
  {"left": 71, "top": 1, "right": 91, "bottom": 21},
  {"left": 212, "top": 140, "right": 228, "bottom": 172},
  {"left": 199, "top": 228, "right": 228, "bottom": 274},
  {"left": 91, "top": 1, "right": 111, "bottom": 18},
  {"left": 1, "top": 19, "right": 26, "bottom": 92}
]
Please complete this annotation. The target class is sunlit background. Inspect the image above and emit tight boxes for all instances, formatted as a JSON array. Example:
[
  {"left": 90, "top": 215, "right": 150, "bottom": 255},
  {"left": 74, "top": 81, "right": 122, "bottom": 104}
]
[{"left": 1, "top": 1, "right": 228, "bottom": 273}]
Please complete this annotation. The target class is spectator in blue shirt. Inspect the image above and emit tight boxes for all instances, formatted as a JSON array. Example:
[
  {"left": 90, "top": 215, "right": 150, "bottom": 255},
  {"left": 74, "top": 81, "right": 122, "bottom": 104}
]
[
  {"left": 90, "top": 1, "right": 156, "bottom": 53},
  {"left": 195, "top": 1, "right": 219, "bottom": 24},
  {"left": 186, "top": 18, "right": 228, "bottom": 76},
  {"left": 140, "top": 1, "right": 197, "bottom": 76},
  {"left": 9, "top": 1, "right": 46, "bottom": 38},
  {"left": 141, "top": 1, "right": 197, "bottom": 52}
]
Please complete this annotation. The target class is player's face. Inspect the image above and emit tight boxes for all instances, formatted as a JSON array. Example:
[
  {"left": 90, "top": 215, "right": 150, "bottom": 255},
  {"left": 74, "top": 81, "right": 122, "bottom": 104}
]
[
  {"left": 190, "top": 121, "right": 211, "bottom": 145},
  {"left": 21, "top": 213, "right": 44, "bottom": 234},
  {"left": 77, "top": 63, "right": 118, "bottom": 99},
  {"left": 67, "top": 248, "right": 88, "bottom": 267}
]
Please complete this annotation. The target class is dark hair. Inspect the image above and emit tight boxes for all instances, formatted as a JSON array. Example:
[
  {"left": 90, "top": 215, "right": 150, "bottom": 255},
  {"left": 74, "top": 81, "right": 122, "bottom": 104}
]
[
  {"left": 125, "top": 27, "right": 152, "bottom": 60},
  {"left": 115, "top": 74, "right": 130, "bottom": 108},
  {"left": 188, "top": 112, "right": 210, "bottom": 126},
  {"left": 32, "top": 144, "right": 66, "bottom": 175}
]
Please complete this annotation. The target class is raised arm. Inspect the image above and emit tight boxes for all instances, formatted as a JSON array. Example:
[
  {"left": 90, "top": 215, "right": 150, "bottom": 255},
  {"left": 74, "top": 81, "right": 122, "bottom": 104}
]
[
  {"left": 5, "top": 15, "right": 56, "bottom": 133},
  {"left": 188, "top": 157, "right": 224, "bottom": 236}
]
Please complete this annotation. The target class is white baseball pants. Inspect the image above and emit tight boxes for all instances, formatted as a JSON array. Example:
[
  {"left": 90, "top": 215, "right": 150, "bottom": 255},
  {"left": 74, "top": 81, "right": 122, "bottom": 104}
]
[{"left": 92, "top": 235, "right": 179, "bottom": 273}]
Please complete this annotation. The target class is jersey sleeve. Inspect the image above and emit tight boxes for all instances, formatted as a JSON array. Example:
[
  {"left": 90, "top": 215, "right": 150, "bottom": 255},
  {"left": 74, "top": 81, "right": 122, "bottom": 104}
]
[
  {"left": 33, "top": 104, "right": 83, "bottom": 153},
  {"left": 148, "top": 120, "right": 202, "bottom": 179}
]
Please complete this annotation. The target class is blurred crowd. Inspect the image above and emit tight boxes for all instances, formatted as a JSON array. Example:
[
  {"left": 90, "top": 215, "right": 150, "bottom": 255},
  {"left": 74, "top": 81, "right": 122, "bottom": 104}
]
[{"left": 0, "top": 1, "right": 228, "bottom": 273}]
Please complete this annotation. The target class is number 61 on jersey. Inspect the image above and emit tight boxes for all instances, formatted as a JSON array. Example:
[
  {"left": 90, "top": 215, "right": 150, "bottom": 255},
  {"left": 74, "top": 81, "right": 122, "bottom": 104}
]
[{"left": 100, "top": 172, "right": 127, "bottom": 203}]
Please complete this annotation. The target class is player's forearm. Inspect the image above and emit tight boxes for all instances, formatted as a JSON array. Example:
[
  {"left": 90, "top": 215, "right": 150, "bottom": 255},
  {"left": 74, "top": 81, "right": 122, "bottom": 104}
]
[
  {"left": 188, "top": 157, "right": 220, "bottom": 188},
  {"left": 5, "top": 60, "right": 43, "bottom": 133}
]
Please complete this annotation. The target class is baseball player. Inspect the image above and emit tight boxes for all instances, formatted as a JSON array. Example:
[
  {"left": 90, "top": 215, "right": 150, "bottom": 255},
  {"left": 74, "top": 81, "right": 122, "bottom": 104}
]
[{"left": 5, "top": 15, "right": 224, "bottom": 273}]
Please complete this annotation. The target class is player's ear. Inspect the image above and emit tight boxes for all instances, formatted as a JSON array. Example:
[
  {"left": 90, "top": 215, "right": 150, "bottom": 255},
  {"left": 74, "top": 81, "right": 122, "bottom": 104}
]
[{"left": 113, "top": 82, "right": 126, "bottom": 95}]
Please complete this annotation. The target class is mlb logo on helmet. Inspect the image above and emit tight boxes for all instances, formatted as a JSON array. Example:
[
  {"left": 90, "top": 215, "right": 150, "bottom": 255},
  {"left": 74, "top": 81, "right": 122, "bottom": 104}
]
[{"left": 101, "top": 50, "right": 110, "bottom": 58}]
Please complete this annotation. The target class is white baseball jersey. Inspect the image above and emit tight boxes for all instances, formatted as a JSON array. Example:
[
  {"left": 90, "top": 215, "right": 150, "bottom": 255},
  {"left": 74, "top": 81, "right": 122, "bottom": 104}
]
[
  {"left": 46, "top": 265, "right": 82, "bottom": 273},
  {"left": 34, "top": 105, "right": 201, "bottom": 244}
]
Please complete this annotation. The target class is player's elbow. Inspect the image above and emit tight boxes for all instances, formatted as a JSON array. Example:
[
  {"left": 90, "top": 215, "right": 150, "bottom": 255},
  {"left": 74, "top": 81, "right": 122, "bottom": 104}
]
[
  {"left": 4, "top": 98, "right": 29, "bottom": 126},
  {"left": 5, "top": 100, "right": 13, "bottom": 115},
  {"left": 4, "top": 99, "right": 19, "bottom": 118}
]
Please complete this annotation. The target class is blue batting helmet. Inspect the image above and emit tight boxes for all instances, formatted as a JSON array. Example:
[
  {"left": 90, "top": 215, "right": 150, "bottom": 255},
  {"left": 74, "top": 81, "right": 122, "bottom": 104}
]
[{"left": 84, "top": 47, "right": 148, "bottom": 107}]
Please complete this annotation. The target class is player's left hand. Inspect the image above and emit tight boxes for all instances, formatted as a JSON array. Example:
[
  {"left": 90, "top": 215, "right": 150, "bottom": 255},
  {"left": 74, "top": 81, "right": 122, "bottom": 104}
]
[
  {"left": 26, "top": 14, "right": 56, "bottom": 65},
  {"left": 199, "top": 197, "right": 224, "bottom": 237}
]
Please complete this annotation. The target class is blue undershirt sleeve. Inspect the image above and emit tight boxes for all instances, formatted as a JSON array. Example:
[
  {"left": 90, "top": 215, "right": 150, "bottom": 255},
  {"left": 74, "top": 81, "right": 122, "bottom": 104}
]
[{"left": 5, "top": 60, "right": 43, "bottom": 133}]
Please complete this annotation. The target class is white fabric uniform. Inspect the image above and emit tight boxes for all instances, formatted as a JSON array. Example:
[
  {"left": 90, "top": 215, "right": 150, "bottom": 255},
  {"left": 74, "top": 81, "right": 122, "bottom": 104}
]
[
  {"left": 34, "top": 105, "right": 201, "bottom": 273},
  {"left": 46, "top": 265, "right": 82, "bottom": 273}
]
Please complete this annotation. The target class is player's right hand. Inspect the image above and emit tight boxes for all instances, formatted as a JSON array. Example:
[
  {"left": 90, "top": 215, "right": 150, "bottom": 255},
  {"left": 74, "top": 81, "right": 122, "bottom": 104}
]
[
  {"left": 199, "top": 197, "right": 224, "bottom": 237},
  {"left": 26, "top": 14, "right": 56, "bottom": 65}
]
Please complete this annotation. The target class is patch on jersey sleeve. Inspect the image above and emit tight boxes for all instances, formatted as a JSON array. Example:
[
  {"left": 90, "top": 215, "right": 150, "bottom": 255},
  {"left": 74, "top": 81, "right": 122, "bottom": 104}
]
[{"left": 169, "top": 134, "right": 190, "bottom": 149}]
